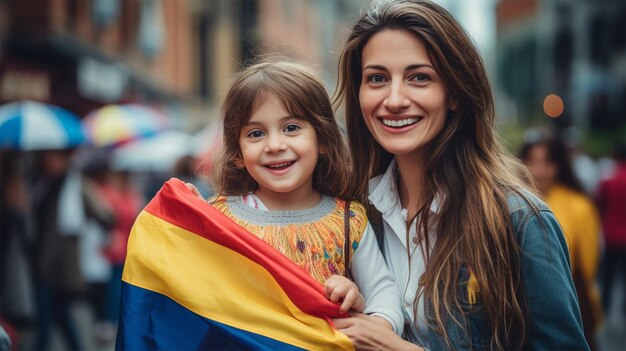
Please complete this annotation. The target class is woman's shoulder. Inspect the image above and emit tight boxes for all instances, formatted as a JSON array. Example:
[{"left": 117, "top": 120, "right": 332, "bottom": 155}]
[
  {"left": 505, "top": 189, "right": 550, "bottom": 215},
  {"left": 505, "top": 189, "right": 557, "bottom": 234},
  {"left": 504, "top": 189, "right": 571, "bottom": 251}
]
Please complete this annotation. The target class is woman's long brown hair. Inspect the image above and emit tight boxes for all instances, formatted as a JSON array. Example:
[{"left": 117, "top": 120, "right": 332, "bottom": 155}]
[{"left": 333, "top": 1, "right": 534, "bottom": 349}]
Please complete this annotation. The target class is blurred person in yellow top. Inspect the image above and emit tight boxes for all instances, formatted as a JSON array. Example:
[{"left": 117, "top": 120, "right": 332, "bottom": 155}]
[{"left": 520, "top": 132, "right": 603, "bottom": 350}]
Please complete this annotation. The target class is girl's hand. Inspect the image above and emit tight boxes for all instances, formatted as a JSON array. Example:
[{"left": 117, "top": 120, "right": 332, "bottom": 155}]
[
  {"left": 324, "top": 275, "right": 365, "bottom": 314},
  {"left": 185, "top": 182, "right": 205, "bottom": 201},
  {"left": 333, "top": 313, "right": 423, "bottom": 351}
]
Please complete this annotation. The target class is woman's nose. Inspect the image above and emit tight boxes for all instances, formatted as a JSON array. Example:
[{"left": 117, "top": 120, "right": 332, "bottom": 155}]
[{"left": 384, "top": 82, "right": 410, "bottom": 111}]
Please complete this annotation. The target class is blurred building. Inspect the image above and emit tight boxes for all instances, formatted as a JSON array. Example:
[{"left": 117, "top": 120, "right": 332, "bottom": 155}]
[
  {"left": 192, "top": 0, "right": 365, "bottom": 124},
  {"left": 0, "top": 0, "right": 367, "bottom": 130},
  {"left": 495, "top": 0, "right": 626, "bottom": 131},
  {"left": 0, "top": 0, "right": 195, "bottom": 126}
]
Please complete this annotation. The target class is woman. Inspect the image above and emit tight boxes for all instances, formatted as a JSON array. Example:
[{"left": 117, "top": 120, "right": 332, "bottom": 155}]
[
  {"left": 332, "top": 0, "right": 588, "bottom": 350},
  {"left": 520, "top": 134, "right": 603, "bottom": 349}
]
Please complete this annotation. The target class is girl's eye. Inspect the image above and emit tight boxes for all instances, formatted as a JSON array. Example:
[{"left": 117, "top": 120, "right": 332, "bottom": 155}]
[
  {"left": 284, "top": 124, "right": 300, "bottom": 133},
  {"left": 247, "top": 130, "right": 264, "bottom": 138},
  {"left": 411, "top": 73, "right": 430, "bottom": 83},
  {"left": 367, "top": 74, "right": 387, "bottom": 84}
]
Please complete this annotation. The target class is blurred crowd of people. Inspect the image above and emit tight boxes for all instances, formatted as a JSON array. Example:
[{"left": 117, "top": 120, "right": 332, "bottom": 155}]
[
  {"left": 0, "top": 125, "right": 624, "bottom": 350},
  {"left": 0, "top": 147, "right": 210, "bottom": 350},
  {"left": 519, "top": 127, "right": 626, "bottom": 349}
]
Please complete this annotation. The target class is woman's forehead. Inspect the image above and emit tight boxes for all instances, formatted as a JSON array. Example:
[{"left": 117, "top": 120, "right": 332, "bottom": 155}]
[{"left": 361, "top": 29, "right": 431, "bottom": 68}]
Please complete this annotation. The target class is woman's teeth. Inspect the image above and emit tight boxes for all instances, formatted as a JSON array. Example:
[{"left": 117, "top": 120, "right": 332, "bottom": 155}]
[{"left": 382, "top": 117, "right": 420, "bottom": 127}]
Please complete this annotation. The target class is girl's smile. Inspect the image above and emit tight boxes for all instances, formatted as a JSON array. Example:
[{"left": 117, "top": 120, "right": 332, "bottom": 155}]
[
  {"left": 263, "top": 160, "right": 296, "bottom": 174},
  {"left": 238, "top": 94, "right": 321, "bottom": 209}
]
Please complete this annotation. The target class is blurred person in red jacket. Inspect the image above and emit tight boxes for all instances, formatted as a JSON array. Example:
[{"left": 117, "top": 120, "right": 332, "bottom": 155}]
[
  {"left": 82, "top": 153, "right": 143, "bottom": 342},
  {"left": 597, "top": 142, "right": 626, "bottom": 319},
  {"left": 100, "top": 169, "right": 143, "bottom": 329}
]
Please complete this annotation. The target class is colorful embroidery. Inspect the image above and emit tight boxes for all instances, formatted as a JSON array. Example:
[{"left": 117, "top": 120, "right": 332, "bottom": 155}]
[{"left": 212, "top": 196, "right": 367, "bottom": 284}]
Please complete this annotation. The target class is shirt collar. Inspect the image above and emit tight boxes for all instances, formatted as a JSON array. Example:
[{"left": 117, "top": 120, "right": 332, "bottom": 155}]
[
  {"left": 368, "top": 158, "right": 442, "bottom": 215},
  {"left": 368, "top": 159, "right": 400, "bottom": 214}
]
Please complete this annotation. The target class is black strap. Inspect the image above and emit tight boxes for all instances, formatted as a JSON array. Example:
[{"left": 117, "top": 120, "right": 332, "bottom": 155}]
[
  {"left": 366, "top": 204, "right": 386, "bottom": 260},
  {"left": 344, "top": 200, "right": 352, "bottom": 278}
]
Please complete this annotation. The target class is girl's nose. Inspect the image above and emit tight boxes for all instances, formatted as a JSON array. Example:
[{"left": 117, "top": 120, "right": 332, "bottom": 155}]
[
  {"left": 384, "top": 82, "right": 410, "bottom": 111},
  {"left": 264, "top": 134, "right": 287, "bottom": 153}
]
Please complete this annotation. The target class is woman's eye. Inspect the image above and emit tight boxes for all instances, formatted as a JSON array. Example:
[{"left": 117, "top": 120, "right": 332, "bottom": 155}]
[
  {"left": 411, "top": 73, "right": 430, "bottom": 83},
  {"left": 284, "top": 124, "right": 300, "bottom": 133},
  {"left": 367, "top": 74, "right": 386, "bottom": 84},
  {"left": 247, "top": 130, "right": 264, "bottom": 138}
]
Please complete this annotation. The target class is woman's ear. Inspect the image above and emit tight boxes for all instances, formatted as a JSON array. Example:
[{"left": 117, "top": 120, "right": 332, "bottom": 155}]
[
  {"left": 448, "top": 97, "right": 458, "bottom": 112},
  {"left": 319, "top": 144, "right": 327, "bottom": 155}
]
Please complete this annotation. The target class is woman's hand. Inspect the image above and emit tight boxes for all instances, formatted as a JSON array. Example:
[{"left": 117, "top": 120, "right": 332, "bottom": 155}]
[{"left": 333, "top": 313, "right": 423, "bottom": 351}]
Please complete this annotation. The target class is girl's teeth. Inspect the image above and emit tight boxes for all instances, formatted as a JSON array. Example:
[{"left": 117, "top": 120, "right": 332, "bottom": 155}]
[
  {"left": 382, "top": 117, "right": 420, "bottom": 127},
  {"left": 268, "top": 162, "right": 291, "bottom": 169}
]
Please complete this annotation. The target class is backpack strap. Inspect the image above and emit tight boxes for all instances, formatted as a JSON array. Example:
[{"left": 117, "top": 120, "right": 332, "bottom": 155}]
[
  {"left": 343, "top": 200, "right": 352, "bottom": 279},
  {"left": 366, "top": 204, "right": 386, "bottom": 260}
]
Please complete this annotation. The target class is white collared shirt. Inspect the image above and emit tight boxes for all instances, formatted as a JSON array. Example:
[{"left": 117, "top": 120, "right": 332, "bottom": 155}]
[
  {"left": 369, "top": 159, "right": 439, "bottom": 347},
  {"left": 238, "top": 192, "right": 405, "bottom": 334}
]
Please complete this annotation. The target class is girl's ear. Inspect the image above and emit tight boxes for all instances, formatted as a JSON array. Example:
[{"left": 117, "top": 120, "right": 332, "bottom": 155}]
[
  {"left": 234, "top": 157, "right": 245, "bottom": 168},
  {"left": 319, "top": 144, "right": 327, "bottom": 155}
]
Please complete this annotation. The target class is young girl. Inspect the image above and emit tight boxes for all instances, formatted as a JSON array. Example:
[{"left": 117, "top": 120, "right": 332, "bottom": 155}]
[
  {"left": 206, "top": 59, "right": 403, "bottom": 335},
  {"left": 331, "top": 0, "right": 588, "bottom": 350}
]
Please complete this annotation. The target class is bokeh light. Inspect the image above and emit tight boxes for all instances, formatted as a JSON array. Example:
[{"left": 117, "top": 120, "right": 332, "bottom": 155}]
[{"left": 543, "top": 94, "right": 564, "bottom": 118}]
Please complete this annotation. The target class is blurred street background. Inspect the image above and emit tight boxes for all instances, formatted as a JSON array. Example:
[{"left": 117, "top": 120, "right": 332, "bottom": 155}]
[{"left": 0, "top": 0, "right": 624, "bottom": 350}]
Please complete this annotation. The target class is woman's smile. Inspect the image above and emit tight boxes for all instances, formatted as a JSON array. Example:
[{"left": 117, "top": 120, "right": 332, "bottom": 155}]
[{"left": 380, "top": 116, "right": 423, "bottom": 129}]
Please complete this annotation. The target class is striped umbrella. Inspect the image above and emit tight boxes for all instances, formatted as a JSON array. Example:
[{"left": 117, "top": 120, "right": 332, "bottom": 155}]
[
  {"left": 0, "top": 100, "right": 85, "bottom": 150},
  {"left": 82, "top": 103, "right": 171, "bottom": 147},
  {"left": 112, "top": 130, "right": 194, "bottom": 172}
]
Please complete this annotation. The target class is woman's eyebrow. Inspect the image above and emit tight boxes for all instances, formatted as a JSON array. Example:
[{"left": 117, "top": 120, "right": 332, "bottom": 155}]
[
  {"left": 362, "top": 64, "right": 387, "bottom": 71},
  {"left": 405, "top": 63, "right": 434, "bottom": 70},
  {"left": 362, "top": 63, "right": 434, "bottom": 71}
]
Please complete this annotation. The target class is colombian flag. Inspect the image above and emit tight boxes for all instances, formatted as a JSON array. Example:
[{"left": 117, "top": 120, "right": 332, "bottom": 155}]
[{"left": 116, "top": 178, "right": 354, "bottom": 351}]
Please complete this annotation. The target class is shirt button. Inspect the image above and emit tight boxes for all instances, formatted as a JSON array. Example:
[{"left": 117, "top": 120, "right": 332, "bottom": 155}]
[{"left": 412, "top": 236, "right": 419, "bottom": 244}]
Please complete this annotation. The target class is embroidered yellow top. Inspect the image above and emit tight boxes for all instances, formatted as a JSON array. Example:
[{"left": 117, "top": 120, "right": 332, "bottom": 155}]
[{"left": 211, "top": 195, "right": 367, "bottom": 285}]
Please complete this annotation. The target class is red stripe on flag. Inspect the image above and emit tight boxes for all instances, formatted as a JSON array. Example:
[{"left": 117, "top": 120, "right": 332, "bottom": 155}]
[{"left": 143, "top": 178, "right": 347, "bottom": 322}]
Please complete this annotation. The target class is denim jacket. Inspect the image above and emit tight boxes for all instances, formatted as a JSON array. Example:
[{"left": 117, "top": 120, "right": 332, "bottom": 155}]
[
  {"left": 425, "top": 192, "right": 589, "bottom": 350},
  {"left": 369, "top": 161, "right": 589, "bottom": 350}
]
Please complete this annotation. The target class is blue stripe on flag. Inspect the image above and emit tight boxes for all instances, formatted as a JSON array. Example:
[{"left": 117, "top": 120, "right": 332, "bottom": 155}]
[{"left": 115, "top": 282, "right": 306, "bottom": 351}]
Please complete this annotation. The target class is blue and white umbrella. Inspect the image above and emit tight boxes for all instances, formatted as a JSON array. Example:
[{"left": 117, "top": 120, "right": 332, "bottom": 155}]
[{"left": 0, "top": 100, "right": 86, "bottom": 150}]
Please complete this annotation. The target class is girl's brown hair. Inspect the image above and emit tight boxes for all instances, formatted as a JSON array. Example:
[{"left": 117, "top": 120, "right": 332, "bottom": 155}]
[
  {"left": 211, "top": 58, "right": 353, "bottom": 200},
  {"left": 334, "top": 0, "right": 534, "bottom": 349}
]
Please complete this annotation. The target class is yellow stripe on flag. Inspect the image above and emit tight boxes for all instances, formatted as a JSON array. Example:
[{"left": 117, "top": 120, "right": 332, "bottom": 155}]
[{"left": 123, "top": 210, "right": 354, "bottom": 351}]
